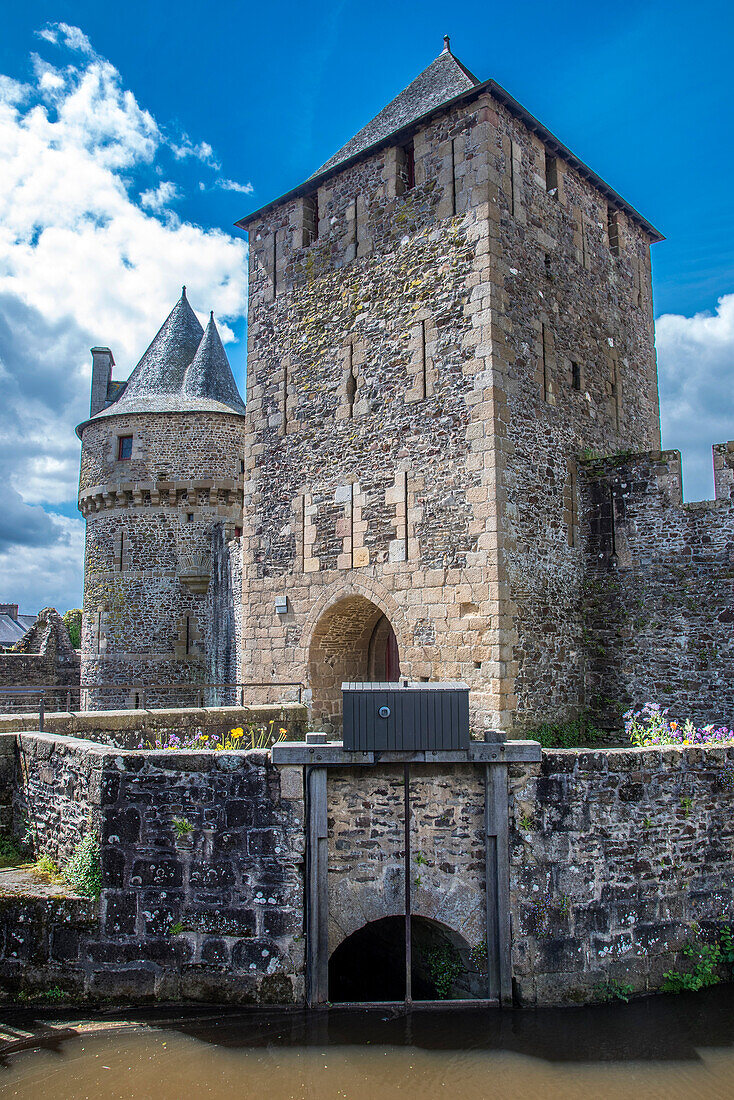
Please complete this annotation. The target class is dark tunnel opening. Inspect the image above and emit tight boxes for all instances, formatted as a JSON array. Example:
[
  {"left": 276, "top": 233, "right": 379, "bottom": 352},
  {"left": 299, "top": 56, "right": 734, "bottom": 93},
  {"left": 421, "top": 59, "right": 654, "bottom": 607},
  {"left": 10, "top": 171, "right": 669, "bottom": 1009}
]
[{"left": 328, "top": 915, "right": 476, "bottom": 1003}]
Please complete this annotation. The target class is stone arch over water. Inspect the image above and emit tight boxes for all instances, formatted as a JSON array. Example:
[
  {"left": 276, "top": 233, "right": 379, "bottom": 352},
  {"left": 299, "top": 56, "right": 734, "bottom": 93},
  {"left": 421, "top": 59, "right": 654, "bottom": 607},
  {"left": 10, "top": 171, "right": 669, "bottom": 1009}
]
[{"left": 328, "top": 915, "right": 481, "bottom": 1002}]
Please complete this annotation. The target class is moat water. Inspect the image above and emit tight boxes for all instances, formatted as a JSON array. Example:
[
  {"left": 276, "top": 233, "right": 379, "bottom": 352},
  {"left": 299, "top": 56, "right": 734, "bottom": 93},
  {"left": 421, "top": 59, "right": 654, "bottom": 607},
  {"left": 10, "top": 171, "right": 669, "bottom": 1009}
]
[{"left": 2, "top": 985, "right": 734, "bottom": 1099}]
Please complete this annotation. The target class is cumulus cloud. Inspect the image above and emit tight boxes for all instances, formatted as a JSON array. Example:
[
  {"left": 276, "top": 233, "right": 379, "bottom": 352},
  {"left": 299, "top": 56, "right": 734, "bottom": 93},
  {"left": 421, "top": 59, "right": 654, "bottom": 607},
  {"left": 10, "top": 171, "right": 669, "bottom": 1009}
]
[
  {"left": 0, "top": 25, "right": 248, "bottom": 612},
  {"left": 656, "top": 294, "right": 734, "bottom": 501},
  {"left": 140, "top": 180, "right": 180, "bottom": 211},
  {"left": 215, "top": 177, "right": 254, "bottom": 194}
]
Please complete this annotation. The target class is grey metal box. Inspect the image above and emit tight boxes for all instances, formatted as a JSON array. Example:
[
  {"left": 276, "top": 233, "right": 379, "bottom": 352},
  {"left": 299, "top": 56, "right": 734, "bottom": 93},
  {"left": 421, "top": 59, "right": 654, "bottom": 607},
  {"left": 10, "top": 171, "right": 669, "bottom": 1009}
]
[{"left": 342, "top": 681, "right": 470, "bottom": 751}]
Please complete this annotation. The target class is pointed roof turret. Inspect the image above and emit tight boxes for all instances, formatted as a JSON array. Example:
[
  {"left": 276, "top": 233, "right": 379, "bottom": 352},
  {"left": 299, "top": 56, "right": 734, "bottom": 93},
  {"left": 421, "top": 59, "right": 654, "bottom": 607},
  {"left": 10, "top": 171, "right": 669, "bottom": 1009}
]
[
  {"left": 77, "top": 291, "right": 245, "bottom": 436},
  {"left": 117, "top": 287, "right": 204, "bottom": 403},
  {"left": 182, "top": 313, "right": 246, "bottom": 414},
  {"left": 312, "top": 39, "right": 480, "bottom": 177}
]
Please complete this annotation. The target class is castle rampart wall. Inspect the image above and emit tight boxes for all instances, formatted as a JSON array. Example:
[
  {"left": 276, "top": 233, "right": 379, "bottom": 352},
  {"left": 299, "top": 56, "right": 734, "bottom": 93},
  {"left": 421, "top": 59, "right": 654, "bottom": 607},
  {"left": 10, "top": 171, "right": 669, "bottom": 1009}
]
[{"left": 580, "top": 445, "right": 734, "bottom": 727}]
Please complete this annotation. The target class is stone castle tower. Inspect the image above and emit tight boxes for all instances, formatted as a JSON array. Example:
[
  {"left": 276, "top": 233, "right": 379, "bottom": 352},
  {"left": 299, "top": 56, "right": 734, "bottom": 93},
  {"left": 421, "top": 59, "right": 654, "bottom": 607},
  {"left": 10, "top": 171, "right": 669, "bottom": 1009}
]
[
  {"left": 235, "top": 39, "right": 662, "bottom": 733},
  {"left": 77, "top": 42, "right": 734, "bottom": 731},
  {"left": 77, "top": 290, "right": 246, "bottom": 707}
]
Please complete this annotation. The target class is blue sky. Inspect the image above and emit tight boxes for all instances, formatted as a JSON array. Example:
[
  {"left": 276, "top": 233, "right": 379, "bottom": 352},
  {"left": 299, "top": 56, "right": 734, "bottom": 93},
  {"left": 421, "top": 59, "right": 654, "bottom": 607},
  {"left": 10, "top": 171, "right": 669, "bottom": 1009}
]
[{"left": 0, "top": 0, "right": 732, "bottom": 612}]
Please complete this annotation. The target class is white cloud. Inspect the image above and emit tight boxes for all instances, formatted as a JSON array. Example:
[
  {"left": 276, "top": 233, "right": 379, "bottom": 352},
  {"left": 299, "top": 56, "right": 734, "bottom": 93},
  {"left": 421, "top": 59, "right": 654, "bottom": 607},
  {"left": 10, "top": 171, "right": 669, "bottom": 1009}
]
[
  {"left": 656, "top": 293, "right": 734, "bottom": 500},
  {"left": 0, "top": 25, "right": 248, "bottom": 611},
  {"left": 215, "top": 176, "right": 254, "bottom": 194},
  {"left": 140, "top": 180, "right": 180, "bottom": 211}
]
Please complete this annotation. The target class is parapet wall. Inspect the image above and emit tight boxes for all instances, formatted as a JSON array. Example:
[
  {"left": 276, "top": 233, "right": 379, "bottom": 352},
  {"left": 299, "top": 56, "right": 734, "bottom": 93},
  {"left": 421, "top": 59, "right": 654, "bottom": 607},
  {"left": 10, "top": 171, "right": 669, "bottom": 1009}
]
[
  {"left": 0, "top": 704, "right": 308, "bottom": 749},
  {"left": 581, "top": 444, "right": 734, "bottom": 727},
  {"left": 510, "top": 743, "right": 734, "bottom": 1005}
]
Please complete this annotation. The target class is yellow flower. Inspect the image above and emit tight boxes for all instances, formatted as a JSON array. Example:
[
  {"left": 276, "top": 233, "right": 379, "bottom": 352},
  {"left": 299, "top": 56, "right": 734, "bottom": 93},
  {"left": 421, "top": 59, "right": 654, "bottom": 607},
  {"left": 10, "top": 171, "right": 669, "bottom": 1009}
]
[
  {"left": 279, "top": 727, "right": 287, "bottom": 734},
  {"left": 230, "top": 727, "right": 244, "bottom": 738}
]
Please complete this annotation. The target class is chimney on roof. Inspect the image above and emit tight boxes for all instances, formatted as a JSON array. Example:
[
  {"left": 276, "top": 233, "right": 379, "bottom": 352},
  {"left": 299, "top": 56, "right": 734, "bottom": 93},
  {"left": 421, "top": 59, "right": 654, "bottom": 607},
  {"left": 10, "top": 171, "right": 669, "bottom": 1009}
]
[
  {"left": 90, "top": 347, "right": 115, "bottom": 417},
  {"left": 0, "top": 604, "right": 19, "bottom": 621}
]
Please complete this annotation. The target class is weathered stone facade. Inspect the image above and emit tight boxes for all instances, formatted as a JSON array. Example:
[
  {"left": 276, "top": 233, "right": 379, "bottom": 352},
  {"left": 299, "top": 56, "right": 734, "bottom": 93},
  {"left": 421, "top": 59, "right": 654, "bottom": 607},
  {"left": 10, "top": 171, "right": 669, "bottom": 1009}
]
[
  {"left": 0, "top": 608, "right": 80, "bottom": 708},
  {"left": 509, "top": 743, "right": 734, "bottom": 1005},
  {"left": 78, "top": 411, "right": 245, "bottom": 706},
  {"left": 580, "top": 445, "right": 734, "bottom": 726},
  {"left": 1, "top": 733, "right": 303, "bottom": 1003},
  {"left": 1, "top": 732, "right": 732, "bottom": 1007}
]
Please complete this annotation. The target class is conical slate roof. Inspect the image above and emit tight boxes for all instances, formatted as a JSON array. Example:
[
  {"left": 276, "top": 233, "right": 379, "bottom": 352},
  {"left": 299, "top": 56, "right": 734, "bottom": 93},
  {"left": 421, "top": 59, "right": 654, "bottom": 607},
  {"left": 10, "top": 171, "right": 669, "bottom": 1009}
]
[
  {"left": 182, "top": 313, "right": 246, "bottom": 414},
  {"left": 78, "top": 290, "right": 246, "bottom": 433},
  {"left": 313, "top": 39, "right": 480, "bottom": 177}
]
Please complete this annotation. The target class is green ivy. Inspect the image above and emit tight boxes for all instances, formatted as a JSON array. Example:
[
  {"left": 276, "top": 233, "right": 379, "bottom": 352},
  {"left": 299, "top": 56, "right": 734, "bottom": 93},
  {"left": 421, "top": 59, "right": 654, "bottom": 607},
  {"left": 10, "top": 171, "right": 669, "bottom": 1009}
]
[
  {"left": 424, "top": 945, "right": 463, "bottom": 999},
  {"left": 529, "top": 715, "right": 603, "bottom": 749},
  {"left": 662, "top": 939, "right": 723, "bottom": 993}
]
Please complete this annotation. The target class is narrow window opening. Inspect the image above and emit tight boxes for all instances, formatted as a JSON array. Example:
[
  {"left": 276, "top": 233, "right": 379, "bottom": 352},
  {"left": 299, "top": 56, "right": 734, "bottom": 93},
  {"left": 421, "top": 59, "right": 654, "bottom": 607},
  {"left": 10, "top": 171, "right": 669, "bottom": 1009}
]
[
  {"left": 303, "top": 192, "right": 319, "bottom": 244},
  {"left": 607, "top": 207, "right": 621, "bottom": 256},
  {"left": 118, "top": 530, "right": 124, "bottom": 571},
  {"left": 353, "top": 197, "right": 359, "bottom": 250},
  {"left": 397, "top": 140, "right": 415, "bottom": 195},
  {"left": 581, "top": 218, "right": 588, "bottom": 269},
  {"left": 403, "top": 471, "right": 409, "bottom": 559},
  {"left": 567, "top": 466, "right": 579, "bottom": 547},
  {"left": 610, "top": 356, "right": 620, "bottom": 430},
  {"left": 185, "top": 615, "right": 191, "bottom": 655},
  {"left": 450, "top": 138, "right": 457, "bottom": 216},
  {"left": 509, "top": 144, "right": 516, "bottom": 217},
  {"left": 420, "top": 320, "right": 427, "bottom": 399},
  {"left": 349, "top": 483, "right": 355, "bottom": 568},
  {"left": 541, "top": 324, "right": 549, "bottom": 403},
  {"left": 282, "top": 359, "right": 289, "bottom": 434},
  {"left": 272, "top": 231, "right": 278, "bottom": 297},
  {"left": 240, "top": 458, "right": 245, "bottom": 475},
  {"left": 545, "top": 152, "right": 559, "bottom": 198},
  {"left": 544, "top": 252, "right": 552, "bottom": 279},
  {"left": 571, "top": 361, "right": 581, "bottom": 391},
  {"left": 609, "top": 486, "right": 617, "bottom": 556},
  {"left": 134, "top": 692, "right": 140, "bottom": 709},
  {"left": 346, "top": 344, "right": 357, "bottom": 418},
  {"left": 117, "top": 435, "right": 132, "bottom": 461},
  {"left": 187, "top": 512, "right": 194, "bottom": 522},
  {"left": 234, "top": 526, "right": 242, "bottom": 538}
]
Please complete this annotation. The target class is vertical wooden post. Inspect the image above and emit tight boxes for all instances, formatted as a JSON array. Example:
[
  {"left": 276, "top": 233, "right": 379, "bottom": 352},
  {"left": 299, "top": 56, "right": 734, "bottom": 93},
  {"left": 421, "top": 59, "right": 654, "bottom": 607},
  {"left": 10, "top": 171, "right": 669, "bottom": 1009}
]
[
  {"left": 484, "top": 762, "right": 512, "bottom": 1006},
  {"left": 306, "top": 765, "right": 329, "bottom": 1005},
  {"left": 404, "top": 763, "right": 412, "bottom": 1005}
]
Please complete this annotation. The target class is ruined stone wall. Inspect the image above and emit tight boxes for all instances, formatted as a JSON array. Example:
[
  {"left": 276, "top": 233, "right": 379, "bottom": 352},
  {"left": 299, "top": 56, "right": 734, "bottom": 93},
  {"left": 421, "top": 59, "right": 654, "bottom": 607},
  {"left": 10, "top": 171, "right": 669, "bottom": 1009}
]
[
  {"left": 580, "top": 445, "right": 734, "bottom": 727},
  {"left": 78, "top": 413, "right": 245, "bottom": 706},
  {"left": 0, "top": 608, "right": 80, "bottom": 707},
  {"left": 0, "top": 734, "right": 304, "bottom": 1003},
  {"left": 509, "top": 744, "right": 734, "bottom": 1006},
  {"left": 484, "top": 98, "right": 661, "bottom": 731}
]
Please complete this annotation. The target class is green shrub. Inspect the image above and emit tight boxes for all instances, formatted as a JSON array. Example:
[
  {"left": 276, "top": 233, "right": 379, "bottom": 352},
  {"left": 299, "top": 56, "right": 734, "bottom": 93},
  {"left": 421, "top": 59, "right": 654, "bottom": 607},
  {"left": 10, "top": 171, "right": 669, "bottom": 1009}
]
[
  {"left": 63, "top": 834, "right": 101, "bottom": 898},
  {"left": 62, "top": 608, "right": 82, "bottom": 648},
  {"left": 530, "top": 715, "right": 603, "bottom": 749}
]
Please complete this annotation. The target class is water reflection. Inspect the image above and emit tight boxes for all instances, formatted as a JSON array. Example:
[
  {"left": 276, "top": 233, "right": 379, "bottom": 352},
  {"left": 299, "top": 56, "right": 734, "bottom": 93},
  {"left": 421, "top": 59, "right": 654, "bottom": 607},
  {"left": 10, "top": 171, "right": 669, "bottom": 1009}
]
[{"left": 1, "top": 985, "right": 734, "bottom": 1099}]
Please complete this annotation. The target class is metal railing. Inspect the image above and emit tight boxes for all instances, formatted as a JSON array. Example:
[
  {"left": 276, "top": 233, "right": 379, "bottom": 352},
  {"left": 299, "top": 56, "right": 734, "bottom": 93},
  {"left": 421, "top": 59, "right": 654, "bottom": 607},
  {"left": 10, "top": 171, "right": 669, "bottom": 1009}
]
[{"left": 0, "top": 681, "right": 304, "bottom": 719}]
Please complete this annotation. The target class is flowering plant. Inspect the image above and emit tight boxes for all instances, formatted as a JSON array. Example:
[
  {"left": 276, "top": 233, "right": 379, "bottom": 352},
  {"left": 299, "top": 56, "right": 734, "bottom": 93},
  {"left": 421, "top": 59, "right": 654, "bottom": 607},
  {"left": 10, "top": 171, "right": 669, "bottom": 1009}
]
[
  {"left": 138, "top": 721, "right": 288, "bottom": 751},
  {"left": 625, "top": 703, "right": 734, "bottom": 747}
]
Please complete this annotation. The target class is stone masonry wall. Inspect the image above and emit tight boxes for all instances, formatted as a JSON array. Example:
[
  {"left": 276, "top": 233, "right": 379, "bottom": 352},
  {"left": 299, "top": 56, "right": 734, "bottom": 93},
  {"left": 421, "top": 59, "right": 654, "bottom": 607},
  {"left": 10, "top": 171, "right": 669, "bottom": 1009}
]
[
  {"left": 0, "top": 734, "right": 304, "bottom": 1003},
  {"left": 327, "top": 763, "right": 487, "bottom": 996},
  {"left": 581, "top": 446, "right": 734, "bottom": 727},
  {"left": 486, "top": 97, "right": 661, "bottom": 731},
  {"left": 509, "top": 744, "right": 734, "bottom": 1006},
  {"left": 79, "top": 413, "right": 245, "bottom": 707},
  {"left": 241, "top": 80, "right": 662, "bottom": 736}
]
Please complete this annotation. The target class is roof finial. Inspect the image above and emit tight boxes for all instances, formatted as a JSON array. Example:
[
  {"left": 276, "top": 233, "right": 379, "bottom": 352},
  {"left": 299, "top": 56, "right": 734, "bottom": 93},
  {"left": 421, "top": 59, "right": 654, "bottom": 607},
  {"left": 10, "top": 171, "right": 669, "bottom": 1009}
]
[
  {"left": 182, "top": 285, "right": 187, "bottom": 299},
  {"left": 210, "top": 310, "right": 214, "bottom": 321},
  {"left": 443, "top": 34, "right": 451, "bottom": 53}
]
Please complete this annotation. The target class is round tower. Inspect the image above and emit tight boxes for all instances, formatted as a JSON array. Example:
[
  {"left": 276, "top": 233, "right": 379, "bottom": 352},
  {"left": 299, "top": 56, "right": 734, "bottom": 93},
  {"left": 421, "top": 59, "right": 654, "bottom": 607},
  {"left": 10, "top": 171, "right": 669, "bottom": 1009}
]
[{"left": 77, "top": 289, "right": 246, "bottom": 709}]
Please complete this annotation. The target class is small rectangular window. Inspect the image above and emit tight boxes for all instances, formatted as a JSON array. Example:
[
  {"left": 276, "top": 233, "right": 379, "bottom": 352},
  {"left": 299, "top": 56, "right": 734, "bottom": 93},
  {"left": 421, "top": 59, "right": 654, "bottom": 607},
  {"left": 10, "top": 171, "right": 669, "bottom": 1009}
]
[
  {"left": 545, "top": 152, "right": 559, "bottom": 198},
  {"left": 187, "top": 513, "right": 194, "bottom": 523},
  {"left": 240, "top": 459, "right": 245, "bottom": 474},
  {"left": 303, "top": 192, "right": 319, "bottom": 244},
  {"left": 234, "top": 526, "right": 242, "bottom": 538},
  {"left": 571, "top": 362, "right": 581, "bottom": 391},
  {"left": 607, "top": 207, "right": 620, "bottom": 255},
  {"left": 117, "top": 435, "right": 132, "bottom": 461},
  {"left": 397, "top": 139, "right": 415, "bottom": 194}
]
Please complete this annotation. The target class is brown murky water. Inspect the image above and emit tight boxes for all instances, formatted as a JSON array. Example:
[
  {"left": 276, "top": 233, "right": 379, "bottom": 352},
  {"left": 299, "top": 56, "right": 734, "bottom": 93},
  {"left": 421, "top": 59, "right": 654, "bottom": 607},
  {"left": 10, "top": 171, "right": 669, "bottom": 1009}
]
[{"left": 2, "top": 986, "right": 734, "bottom": 1099}]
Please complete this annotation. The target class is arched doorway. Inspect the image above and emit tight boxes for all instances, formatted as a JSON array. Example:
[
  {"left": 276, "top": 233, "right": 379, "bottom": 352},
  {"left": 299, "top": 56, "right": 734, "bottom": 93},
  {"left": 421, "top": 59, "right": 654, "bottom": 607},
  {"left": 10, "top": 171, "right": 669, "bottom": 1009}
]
[
  {"left": 308, "top": 596, "right": 400, "bottom": 730},
  {"left": 328, "top": 916, "right": 478, "bottom": 1002}
]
